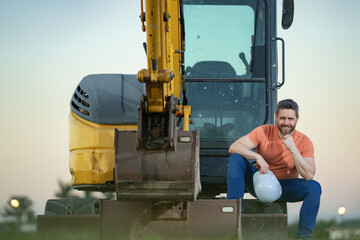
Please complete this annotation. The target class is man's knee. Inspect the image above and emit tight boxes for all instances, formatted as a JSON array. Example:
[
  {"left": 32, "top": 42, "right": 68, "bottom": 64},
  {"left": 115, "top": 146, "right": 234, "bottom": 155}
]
[
  {"left": 228, "top": 153, "right": 247, "bottom": 169},
  {"left": 229, "top": 153, "right": 246, "bottom": 163},
  {"left": 305, "top": 180, "right": 322, "bottom": 197}
]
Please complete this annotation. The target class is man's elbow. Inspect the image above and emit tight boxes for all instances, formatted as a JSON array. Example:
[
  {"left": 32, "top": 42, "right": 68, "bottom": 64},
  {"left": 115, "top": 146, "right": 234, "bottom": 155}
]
[
  {"left": 303, "top": 171, "right": 316, "bottom": 180},
  {"left": 304, "top": 175, "right": 314, "bottom": 181},
  {"left": 228, "top": 145, "right": 235, "bottom": 154}
]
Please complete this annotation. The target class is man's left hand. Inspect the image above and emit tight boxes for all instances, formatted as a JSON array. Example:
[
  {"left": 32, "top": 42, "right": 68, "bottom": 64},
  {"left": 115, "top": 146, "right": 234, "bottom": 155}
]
[{"left": 282, "top": 134, "right": 296, "bottom": 152}]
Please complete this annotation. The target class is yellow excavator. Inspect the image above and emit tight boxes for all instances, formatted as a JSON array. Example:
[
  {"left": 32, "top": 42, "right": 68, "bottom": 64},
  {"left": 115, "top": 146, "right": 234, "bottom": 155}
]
[{"left": 38, "top": 0, "right": 295, "bottom": 239}]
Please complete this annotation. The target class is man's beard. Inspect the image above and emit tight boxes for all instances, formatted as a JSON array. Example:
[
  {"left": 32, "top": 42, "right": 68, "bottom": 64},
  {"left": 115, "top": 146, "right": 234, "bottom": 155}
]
[{"left": 277, "top": 123, "right": 296, "bottom": 135}]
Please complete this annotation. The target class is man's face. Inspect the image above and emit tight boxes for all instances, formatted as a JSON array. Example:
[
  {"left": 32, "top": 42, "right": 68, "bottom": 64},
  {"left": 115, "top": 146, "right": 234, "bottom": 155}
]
[{"left": 275, "top": 108, "right": 299, "bottom": 135}]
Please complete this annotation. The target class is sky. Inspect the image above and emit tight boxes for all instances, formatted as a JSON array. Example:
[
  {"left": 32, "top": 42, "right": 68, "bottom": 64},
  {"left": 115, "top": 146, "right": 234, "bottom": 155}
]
[{"left": 0, "top": 0, "right": 359, "bottom": 224}]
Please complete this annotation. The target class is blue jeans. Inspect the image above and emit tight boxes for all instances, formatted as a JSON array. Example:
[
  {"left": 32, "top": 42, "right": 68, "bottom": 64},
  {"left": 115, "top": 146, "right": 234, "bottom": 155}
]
[{"left": 227, "top": 153, "right": 322, "bottom": 239}]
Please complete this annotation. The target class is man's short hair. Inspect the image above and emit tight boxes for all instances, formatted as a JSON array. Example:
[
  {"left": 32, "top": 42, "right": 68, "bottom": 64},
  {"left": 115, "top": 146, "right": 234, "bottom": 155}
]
[{"left": 276, "top": 99, "right": 299, "bottom": 117}]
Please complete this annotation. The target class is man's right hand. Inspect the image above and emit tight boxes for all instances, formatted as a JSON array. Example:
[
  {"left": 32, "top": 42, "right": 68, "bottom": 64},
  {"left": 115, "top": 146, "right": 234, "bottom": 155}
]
[
  {"left": 255, "top": 156, "right": 269, "bottom": 174},
  {"left": 229, "top": 135, "right": 269, "bottom": 173}
]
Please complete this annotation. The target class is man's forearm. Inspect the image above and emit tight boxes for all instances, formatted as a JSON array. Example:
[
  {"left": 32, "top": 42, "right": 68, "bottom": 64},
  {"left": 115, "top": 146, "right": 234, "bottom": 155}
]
[
  {"left": 282, "top": 135, "right": 316, "bottom": 180},
  {"left": 289, "top": 147, "right": 316, "bottom": 180},
  {"left": 229, "top": 142, "right": 260, "bottom": 160}
]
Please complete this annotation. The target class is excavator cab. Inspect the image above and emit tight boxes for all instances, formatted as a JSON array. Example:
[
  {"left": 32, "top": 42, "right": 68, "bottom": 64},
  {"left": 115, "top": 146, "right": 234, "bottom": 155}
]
[{"left": 183, "top": 0, "right": 269, "bottom": 196}]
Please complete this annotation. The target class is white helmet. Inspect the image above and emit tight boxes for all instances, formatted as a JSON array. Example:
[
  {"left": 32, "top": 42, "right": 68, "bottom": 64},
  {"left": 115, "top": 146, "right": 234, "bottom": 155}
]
[{"left": 253, "top": 170, "right": 282, "bottom": 203}]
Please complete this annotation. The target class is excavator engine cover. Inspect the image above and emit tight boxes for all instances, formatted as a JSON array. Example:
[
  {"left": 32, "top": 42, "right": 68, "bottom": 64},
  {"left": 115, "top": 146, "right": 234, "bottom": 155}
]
[{"left": 114, "top": 129, "right": 201, "bottom": 201}]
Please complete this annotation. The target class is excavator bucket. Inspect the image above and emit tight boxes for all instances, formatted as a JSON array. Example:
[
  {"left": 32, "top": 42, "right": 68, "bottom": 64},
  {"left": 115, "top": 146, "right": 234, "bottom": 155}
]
[{"left": 114, "top": 129, "right": 201, "bottom": 201}]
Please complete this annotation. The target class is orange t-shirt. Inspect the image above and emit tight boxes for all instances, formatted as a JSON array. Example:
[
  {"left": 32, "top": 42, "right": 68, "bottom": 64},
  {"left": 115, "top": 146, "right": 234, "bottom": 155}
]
[{"left": 247, "top": 124, "right": 314, "bottom": 180}]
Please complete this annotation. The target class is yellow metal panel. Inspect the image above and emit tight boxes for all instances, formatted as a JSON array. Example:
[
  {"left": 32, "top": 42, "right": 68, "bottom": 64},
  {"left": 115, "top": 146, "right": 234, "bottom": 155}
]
[
  {"left": 183, "top": 105, "right": 191, "bottom": 131},
  {"left": 69, "top": 111, "right": 137, "bottom": 186},
  {"left": 160, "top": 0, "right": 167, "bottom": 71},
  {"left": 147, "top": 85, "right": 164, "bottom": 112},
  {"left": 145, "top": 0, "right": 161, "bottom": 63},
  {"left": 70, "top": 150, "right": 114, "bottom": 185},
  {"left": 167, "top": 0, "right": 182, "bottom": 99}
]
